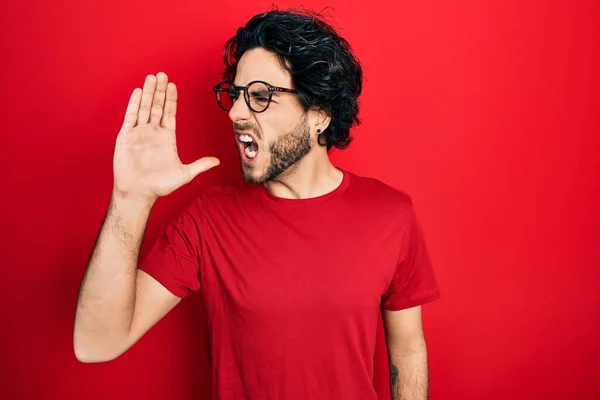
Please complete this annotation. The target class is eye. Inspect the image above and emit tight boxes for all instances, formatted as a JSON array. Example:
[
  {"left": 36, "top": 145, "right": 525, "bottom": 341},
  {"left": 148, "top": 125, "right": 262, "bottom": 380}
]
[{"left": 250, "top": 91, "right": 270, "bottom": 103}]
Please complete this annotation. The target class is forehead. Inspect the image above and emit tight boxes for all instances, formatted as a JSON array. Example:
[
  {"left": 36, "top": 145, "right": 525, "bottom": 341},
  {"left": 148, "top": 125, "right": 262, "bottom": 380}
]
[{"left": 234, "top": 47, "right": 292, "bottom": 88}]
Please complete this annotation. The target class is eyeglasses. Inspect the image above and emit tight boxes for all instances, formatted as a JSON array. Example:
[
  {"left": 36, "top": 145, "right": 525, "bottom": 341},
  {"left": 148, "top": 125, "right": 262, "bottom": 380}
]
[{"left": 213, "top": 80, "right": 298, "bottom": 113}]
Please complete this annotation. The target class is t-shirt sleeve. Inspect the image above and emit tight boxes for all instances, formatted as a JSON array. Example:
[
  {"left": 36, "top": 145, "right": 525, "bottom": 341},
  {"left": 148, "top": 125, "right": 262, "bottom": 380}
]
[
  {"left": 138, "top": 202, "right": 202, "bottom": 299},
  {"left": 381, "top": 206, "right": 441, "bottom": 311}
]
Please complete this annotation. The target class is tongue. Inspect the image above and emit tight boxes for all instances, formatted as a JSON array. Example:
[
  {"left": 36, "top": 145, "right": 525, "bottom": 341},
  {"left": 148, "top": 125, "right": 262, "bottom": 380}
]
[{"left": 249, "top": 142, "right": 258, "bottom": 152}]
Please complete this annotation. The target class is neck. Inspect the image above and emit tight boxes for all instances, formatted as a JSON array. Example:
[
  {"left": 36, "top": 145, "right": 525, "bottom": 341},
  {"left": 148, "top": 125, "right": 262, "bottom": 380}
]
[{"left": 263, "top": 150, "right": 343, "bottom": 200}]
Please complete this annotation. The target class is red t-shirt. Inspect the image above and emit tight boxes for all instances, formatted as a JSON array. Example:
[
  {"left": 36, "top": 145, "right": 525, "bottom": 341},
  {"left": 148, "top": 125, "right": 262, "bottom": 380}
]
[{"left": 139, "top": 167, "right": 441, "bottom": 400}]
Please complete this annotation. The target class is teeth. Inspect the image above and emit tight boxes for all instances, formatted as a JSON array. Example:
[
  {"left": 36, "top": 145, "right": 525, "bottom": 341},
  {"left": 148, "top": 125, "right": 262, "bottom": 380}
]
[
  {"left": 245, "top": 146, "right": 257, "bottom": 159},
  {"left": 239, "top": 134, "right": 254, "bottom": 143}
]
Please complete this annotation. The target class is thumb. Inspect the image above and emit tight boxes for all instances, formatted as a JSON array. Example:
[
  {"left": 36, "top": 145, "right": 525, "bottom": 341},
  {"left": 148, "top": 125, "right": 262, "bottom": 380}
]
[{"left": 183, "top": 157, "right": 221, "bottom": 183}]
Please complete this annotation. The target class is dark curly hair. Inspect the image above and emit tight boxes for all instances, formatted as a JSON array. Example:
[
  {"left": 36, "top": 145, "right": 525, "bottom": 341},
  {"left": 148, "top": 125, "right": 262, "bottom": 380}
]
[{"left": 222, "top": 8, "right": 363, "bottom": 151}]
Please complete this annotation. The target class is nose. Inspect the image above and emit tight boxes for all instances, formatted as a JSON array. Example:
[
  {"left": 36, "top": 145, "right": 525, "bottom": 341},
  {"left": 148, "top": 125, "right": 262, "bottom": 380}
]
[{"left": 228, "top": 91, "right": 252, "bottom": 124}]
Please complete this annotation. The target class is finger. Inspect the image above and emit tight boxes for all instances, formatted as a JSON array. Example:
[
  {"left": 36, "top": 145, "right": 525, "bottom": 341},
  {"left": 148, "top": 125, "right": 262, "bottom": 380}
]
[
  {"left": 137, "top": 74, "right": 157, "bottom": 125},
  {"left": 183, "top": 157, "right": 221, "bottom": 184},
  {"left": 149, "top": 72, "right": 168, "bottom": 125},
  {"left": 121, "top": 88, "right": 142, "bottom": 130},
  {"left": 161, "top": 82, "right": 178, "bottom": 130}
]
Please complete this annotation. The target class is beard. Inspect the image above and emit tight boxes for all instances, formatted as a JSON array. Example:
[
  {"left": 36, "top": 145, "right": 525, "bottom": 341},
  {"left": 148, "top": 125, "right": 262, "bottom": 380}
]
[{"left": 241, "top": 114, "right": 312, "bottom": 185}]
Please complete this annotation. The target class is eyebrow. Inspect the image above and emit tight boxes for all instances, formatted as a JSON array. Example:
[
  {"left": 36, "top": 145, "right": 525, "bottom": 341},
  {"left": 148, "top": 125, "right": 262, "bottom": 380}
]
[{"left": 249, "top": 88, "right": 269, "bottom": 96}]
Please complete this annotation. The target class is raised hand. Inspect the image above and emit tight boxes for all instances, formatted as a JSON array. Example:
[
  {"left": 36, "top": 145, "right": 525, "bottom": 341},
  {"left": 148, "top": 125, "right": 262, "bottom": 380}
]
[{"left": 112, "top": 72, "right": 220, "bottom": 202}]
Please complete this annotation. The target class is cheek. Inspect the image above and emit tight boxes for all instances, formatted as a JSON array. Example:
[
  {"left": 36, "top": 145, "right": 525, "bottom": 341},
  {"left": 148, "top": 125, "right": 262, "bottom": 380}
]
[
  {"left": 255, "top": 115, "right": 280, "bottom": 144},
  {"left": 257, "top": 106, "right": 304, "bottom": 138}
]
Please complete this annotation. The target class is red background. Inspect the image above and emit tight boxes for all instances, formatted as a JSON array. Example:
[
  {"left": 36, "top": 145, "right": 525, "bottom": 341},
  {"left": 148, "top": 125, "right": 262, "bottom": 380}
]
[{"left": 1, "top": 0, "right": 599, "bottom": 399}]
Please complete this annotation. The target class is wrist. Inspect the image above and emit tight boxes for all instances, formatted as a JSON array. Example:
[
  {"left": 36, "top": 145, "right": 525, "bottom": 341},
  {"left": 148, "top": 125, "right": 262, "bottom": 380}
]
[
  {"left": 111, "top": 189, "right": 156, "bottom": 210},
  {"left": 109, "top": 191, "right": 156, "bottom": 225},
  {"left": 107, "top": 191, "right": 154, "bottom": 242}
]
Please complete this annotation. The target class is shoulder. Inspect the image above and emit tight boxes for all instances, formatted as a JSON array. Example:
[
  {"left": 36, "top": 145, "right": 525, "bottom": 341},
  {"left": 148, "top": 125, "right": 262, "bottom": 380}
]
[
  {"left": 185, "top": 179, "right": 258, "bottom": 210},
  {"left": 156, "top": 180, "right": 256, "bottom": 231},
  {"left": 344, "top": 168, "right": 414, "bottom": 212},
  {"left": 199, "top": 179, "right": 257, "bottom": 200}
]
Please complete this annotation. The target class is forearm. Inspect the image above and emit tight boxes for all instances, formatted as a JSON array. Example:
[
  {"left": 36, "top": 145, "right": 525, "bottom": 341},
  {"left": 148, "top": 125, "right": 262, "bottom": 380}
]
[
  {"left": 389, "top": 337, "right": 429, "bottom": 400},
  {"left": 73, "top": 192, "right": 153, "bottom": 361}
]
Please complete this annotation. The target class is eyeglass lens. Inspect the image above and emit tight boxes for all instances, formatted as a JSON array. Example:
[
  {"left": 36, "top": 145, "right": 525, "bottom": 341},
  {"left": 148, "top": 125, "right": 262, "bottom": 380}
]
[{"left": 217, "top": 82, "right": 271, "bottom": 112}]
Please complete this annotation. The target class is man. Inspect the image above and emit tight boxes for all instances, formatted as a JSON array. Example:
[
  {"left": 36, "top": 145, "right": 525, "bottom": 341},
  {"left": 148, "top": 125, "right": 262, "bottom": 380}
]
[{"left": 73, "top": 9, "right": 441, "bottom": 400}]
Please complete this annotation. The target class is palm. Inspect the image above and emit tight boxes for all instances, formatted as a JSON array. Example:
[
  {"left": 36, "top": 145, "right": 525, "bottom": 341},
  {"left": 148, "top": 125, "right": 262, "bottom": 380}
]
[{"left": 112, "top": 73, "right": 219, "bottom": 201}]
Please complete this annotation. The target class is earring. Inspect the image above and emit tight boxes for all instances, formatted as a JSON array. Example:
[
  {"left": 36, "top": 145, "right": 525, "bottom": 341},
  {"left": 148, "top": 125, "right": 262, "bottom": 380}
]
[{"left": 317, "top": 129, "right": 322, "bottom": 134}]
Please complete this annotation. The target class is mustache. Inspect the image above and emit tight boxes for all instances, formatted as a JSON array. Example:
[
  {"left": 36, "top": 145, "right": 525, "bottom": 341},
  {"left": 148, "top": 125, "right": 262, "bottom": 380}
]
[{"left": 234, "top": 123, "right": 261, "bottom": 139}]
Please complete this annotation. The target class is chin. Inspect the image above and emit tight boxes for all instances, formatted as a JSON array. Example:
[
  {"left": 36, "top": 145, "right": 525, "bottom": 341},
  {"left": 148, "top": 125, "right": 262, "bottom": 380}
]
[
  {"left": 243, "top": 174, "right": 269, "bottom": 185},
  {"left": 241, "top": 164, "right": 267, "bottom": 185}
]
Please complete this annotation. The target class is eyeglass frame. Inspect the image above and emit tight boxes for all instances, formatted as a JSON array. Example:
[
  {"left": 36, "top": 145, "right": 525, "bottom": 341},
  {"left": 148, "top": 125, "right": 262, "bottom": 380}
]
[{"left": 213, "top": 80, "right": 298, "bottom": 113}]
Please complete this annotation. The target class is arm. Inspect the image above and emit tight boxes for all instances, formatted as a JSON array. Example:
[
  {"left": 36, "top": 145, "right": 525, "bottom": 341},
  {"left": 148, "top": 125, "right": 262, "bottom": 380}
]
[
  {"left": 73, "top": 72, "right": 219, "bottom": 363},
  {"left": 73, "top": 193, "right": 181, "bottom": 363},
  {"left": 382, "top": 305, "right": 430, "bottom": 400}
]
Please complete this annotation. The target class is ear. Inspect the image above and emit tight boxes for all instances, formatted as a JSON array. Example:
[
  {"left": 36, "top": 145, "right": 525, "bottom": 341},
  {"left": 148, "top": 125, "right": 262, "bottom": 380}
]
[{"left": 309, "top": 108, "right": 331, "bottom": 134}]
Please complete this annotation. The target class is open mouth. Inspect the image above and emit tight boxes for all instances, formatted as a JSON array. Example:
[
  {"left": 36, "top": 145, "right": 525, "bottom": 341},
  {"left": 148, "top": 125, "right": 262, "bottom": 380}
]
[{"left": 239, "top": 134, "right": 259, "bottom": 160}]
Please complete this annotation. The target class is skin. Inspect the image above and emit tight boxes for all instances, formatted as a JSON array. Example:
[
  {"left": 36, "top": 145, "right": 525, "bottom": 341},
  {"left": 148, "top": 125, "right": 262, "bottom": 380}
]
[
  {"left": 229, "top": 47, "right": 341, "bottom": 197},
  {"left": 73, "top": 72, "right": 219, "bottom": 362},
  {"left": 383, "top": 306, "right": 431, "bottom": 399},
  {"left": 73, "top": 47, "right": 430, "bottom": 400},
  {"left": 72, "top": 48, "right": 338, "bottom": 362}
]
